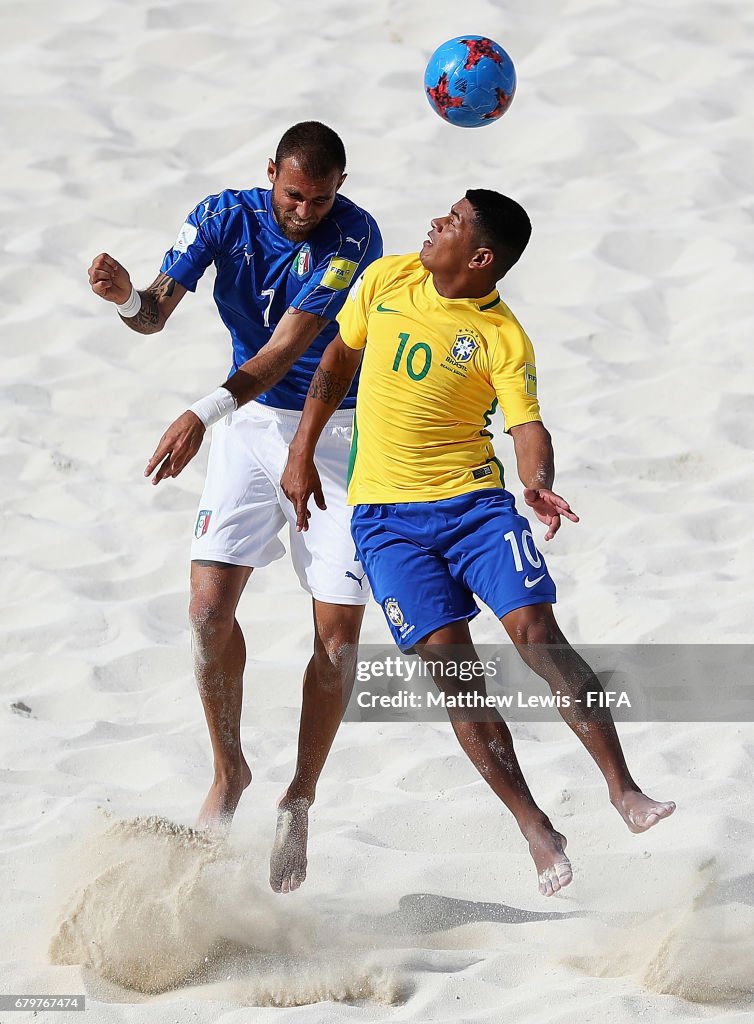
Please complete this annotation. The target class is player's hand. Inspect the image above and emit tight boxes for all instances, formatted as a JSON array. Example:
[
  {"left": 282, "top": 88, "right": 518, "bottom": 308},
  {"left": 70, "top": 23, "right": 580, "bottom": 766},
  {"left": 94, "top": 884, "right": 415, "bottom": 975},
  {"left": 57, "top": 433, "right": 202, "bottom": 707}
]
[
  {"left": 145, "top": 411, "right": 206, "bottom": 485},
  {"left": 523, "top": 487, "right": 579, "bottom": 541},
  {"left": 281, "top": 450, "right": 326, "bottom": 532},
  {"left": 88, "top": 252, "right": 133, "bottom": 305}
]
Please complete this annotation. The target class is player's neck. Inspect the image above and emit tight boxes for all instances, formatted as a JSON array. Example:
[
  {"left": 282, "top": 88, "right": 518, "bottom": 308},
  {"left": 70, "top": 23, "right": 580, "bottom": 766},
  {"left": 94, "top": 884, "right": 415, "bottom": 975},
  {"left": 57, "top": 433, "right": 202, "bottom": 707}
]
[{"left": 431, "top": 270, "right": 497, "bottom": 301}]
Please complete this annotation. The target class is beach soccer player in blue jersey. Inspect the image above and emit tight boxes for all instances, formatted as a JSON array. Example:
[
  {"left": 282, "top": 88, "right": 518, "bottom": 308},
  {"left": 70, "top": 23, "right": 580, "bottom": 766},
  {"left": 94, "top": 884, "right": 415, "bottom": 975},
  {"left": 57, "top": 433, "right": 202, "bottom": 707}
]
[{"left": 88, "top": 122, "right": 382, "bottom": 892}]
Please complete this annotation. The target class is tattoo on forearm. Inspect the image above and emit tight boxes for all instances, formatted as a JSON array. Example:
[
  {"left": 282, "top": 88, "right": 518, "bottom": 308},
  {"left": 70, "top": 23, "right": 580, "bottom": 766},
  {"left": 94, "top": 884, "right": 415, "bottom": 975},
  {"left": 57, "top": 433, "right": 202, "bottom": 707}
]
[
  {"left": 308, "top": 366, "right": 352, "bottom": 406},
  {"left": 125, "top": 295, "right": 160, "bottom": 334},
  {"left": 123, "top": 274, "right": 175, "bottom": 334}
]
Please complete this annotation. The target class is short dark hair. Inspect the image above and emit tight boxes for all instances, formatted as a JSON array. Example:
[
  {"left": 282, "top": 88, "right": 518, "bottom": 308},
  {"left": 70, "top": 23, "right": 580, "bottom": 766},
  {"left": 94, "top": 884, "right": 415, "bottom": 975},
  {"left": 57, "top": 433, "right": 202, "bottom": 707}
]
[
  {"left": 465, "top": 189, "right": 532, "bottom": 274},
  {"left": 275, "top": 121, "right": 346, "bottom": 178}
]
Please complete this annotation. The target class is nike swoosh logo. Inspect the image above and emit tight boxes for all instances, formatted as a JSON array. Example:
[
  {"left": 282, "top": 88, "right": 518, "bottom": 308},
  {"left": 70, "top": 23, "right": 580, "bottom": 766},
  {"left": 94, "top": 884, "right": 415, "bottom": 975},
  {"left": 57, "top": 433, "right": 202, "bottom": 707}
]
[
  {"left": 376, "top": 302, "right": 399, "bottom": 313},
  {"left": 524, "top": 574, "right": 546, "bottom": 589}
]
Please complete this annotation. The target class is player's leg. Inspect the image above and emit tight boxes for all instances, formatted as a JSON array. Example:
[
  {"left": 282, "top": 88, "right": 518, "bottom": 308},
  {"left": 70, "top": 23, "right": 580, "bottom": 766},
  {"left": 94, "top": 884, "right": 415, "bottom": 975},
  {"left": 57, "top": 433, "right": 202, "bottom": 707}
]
[
  {"left": 352, "top": 498, "right": 571, "bottom": 895},
  {"left": 448, "top": 489, "right": 675, "bottom": 832},
  {"left": 270, "top": 599, "right": 364, "bottom": 893},
  {"left": 190, "top": 560, "right": 253, "bottom": 827},
  {"left": 448, "top": 488, "right": 674, "bottom": 835},
  {"left": 502, "top": 603, "right": 675, "bottom": 833},
  {"left": 271, "top": 407, "right": 369, "bottom": 892},
  {"left": 413, "top": 618, "right": 572, "bottom": 897},
  {"left": 189, "top": 405, "right": 289, "bottom": 828}
]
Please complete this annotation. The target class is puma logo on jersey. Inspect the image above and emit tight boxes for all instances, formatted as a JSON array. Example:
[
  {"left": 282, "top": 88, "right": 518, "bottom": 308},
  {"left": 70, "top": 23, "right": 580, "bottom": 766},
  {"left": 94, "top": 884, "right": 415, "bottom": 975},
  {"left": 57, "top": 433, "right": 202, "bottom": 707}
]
[{"left": 346, "top": 236, "right": 365, "bottom": 250}]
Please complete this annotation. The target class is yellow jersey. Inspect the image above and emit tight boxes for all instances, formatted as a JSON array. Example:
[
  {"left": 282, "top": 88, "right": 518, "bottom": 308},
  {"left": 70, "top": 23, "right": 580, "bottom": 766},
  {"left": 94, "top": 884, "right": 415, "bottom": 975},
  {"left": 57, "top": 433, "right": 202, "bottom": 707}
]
[{"left": 337, "top": 253, "right": 541, "bottom": 505}]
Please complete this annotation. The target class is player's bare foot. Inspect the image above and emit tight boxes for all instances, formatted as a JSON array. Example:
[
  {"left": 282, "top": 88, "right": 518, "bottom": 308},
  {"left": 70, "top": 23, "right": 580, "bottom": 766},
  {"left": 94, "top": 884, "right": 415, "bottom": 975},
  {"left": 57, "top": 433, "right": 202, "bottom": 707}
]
[
  {"left": 197, "top": 758, "right": 252, "bottom": 829},
  {"left": 525, "top": 824, "right": 573, "bottom": 897},
  {"left": 269, "top": 795, "right": 310, "bottom": 893},
  {"left": 613, "top": 789, "right": 676, "bottom": 833}
]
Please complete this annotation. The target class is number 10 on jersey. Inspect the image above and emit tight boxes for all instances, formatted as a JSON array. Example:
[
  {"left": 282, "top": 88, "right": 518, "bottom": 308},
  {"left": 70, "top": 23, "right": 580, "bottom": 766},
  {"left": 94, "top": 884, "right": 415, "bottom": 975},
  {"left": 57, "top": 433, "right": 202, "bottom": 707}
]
[{"left": 392, "top": 332, "right": 432, "bottom": 381}]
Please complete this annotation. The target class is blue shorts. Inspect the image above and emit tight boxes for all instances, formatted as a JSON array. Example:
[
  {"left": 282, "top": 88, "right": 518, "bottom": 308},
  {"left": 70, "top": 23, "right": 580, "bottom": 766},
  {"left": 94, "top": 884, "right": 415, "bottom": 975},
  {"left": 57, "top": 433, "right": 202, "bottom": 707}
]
[{"left": 351, "top": 489, "right": 557, "bottom": 650}]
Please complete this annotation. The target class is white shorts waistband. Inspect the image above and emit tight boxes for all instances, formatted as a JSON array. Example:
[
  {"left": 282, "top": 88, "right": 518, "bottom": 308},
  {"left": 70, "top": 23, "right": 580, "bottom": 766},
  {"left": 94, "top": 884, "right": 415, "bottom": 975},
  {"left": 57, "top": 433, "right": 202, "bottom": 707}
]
[{"left": 238, "top": 401, "right": 355, "bottom": 423}]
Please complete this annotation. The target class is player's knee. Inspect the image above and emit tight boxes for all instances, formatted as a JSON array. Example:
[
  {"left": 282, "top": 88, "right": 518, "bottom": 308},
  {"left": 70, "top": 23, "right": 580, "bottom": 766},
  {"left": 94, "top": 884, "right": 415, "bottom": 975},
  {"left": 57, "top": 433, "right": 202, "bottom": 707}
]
[
  {"left": 189, "top": 594, "right": 235, "bottom": 651},
  {"left": 312, "top": 632, "right": 357, "bottom": 682},
  {"left": 508, "top": 609, "right": 559, "bottom": 647}
]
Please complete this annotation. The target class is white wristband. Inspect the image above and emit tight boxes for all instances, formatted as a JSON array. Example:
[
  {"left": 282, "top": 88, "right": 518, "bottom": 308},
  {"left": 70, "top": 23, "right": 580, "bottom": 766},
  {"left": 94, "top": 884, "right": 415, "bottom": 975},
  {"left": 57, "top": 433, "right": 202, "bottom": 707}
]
[
  {"left": 189, "top": 387, "right": 237, "bottom": 428},
  {"left": 116, "top": 287, "right": 142, "bottom": 318}
]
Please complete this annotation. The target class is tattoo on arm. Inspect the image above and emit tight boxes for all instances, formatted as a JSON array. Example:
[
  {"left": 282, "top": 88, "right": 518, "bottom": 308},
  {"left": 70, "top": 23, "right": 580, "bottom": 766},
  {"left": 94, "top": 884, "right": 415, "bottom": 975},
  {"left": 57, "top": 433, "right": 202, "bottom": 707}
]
[
  {"left": 123, "top": 274, "right": 176, "bottom": 335},
  {"left": 308, "top": 366, "right": 353, "bottom": 406},
  {"left": 286, "top": 306, "right": 329, "bottom": 329},
  {"left": 125, "top": 296, "right": 160, "bottom": 333}
]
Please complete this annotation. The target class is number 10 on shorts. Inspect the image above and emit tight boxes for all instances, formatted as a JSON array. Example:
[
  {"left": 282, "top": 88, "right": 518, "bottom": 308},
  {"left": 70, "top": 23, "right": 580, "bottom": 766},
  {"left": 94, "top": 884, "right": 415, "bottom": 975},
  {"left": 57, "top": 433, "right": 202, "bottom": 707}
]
[{"left": 503, "top": 528, "right": 542, "bottom": 573}]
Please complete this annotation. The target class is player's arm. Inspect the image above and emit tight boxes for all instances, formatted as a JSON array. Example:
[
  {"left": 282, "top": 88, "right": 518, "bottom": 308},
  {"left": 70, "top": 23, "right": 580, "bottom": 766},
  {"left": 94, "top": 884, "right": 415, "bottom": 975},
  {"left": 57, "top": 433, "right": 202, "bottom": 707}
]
[
  {"left": 224, "top": 307, "right": 330, "bottom": 407},
  {"left": 144, "top": 307, "right": 331, "bottom": 485},
  {"left": 281, "top": 335, "right": 363, "bottom": 531},
  {"left": 491, "top": 325, "right": 578, "bottom": 541},
  {"left": 88, "top": 254, "right": 187, "bottom": 334},
  {"left": 509, "top": 421, "right": 579, "bottom": 540}
]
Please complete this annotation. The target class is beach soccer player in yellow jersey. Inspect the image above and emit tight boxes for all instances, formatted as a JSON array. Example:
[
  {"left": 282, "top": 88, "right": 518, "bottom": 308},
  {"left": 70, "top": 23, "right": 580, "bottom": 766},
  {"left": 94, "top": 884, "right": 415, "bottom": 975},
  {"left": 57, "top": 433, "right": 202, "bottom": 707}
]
[{"left": 280, "top": 189, "right": 676, "bottom": 896}]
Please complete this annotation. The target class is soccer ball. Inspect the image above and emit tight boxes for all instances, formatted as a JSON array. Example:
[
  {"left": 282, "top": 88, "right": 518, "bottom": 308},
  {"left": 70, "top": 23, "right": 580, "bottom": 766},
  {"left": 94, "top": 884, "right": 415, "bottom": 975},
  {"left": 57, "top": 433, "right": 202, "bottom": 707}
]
[{"left": 424, "top": 35, "right": 516, "bottom": 128}]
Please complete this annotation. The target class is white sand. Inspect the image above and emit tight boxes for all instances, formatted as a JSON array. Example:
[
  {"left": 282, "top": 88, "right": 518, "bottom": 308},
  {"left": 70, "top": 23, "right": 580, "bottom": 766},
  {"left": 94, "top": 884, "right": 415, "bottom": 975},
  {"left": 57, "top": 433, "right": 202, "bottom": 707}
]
[{"left": 2, "top": 0, "right": 753, "bottom": 1020}]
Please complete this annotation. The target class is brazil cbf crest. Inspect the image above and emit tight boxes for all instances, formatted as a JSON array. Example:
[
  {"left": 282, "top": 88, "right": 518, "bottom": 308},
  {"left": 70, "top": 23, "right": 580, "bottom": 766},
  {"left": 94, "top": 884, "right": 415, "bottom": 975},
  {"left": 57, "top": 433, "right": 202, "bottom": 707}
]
[
  {"left": 384, "top": 597, "right": 415, "bottom": 640},
  {"left": 451, "top": 330, "right": 479, "bottom": 363},
  {"left": 294, "top": 244, "right": 311, "bottom": 278},
  {"left": 384, "top": 598, "right": 405, "bottom": 627}
]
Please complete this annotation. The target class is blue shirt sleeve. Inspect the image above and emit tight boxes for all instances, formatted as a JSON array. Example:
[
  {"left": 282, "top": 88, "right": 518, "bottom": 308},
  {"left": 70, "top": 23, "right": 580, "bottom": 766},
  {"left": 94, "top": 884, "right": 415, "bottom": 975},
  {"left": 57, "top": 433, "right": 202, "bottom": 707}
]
[
  {"left": 159, "top": 198, "right": 220, "bottom": 293},
  {"left": 292, "top": 215, "right": 383, "bottom": 321}
]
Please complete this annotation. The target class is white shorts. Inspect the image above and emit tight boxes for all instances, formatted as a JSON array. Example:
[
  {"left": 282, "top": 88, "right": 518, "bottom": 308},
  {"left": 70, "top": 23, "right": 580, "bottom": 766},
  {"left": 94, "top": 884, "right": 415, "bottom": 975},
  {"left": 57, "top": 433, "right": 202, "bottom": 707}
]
[{"left": 190, "top": 401, "right": 369, "bottom": 606}]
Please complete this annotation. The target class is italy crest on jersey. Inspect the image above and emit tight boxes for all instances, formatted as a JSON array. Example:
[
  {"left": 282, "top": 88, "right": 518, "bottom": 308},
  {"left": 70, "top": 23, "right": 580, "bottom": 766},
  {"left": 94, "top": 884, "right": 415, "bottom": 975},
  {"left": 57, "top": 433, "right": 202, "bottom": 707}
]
[
  {"left": 294, "top": 244, "right": 311, "bottom": 278},
  {"left": 451, "top": 331, "right": 478, "bottom": 363}
]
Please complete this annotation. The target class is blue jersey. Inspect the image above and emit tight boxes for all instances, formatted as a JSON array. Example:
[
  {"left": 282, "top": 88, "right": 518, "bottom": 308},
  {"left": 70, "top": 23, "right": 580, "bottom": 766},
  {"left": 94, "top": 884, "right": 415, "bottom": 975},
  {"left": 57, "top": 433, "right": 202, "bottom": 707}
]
[{"left": 160, "top": 187, "right": 382, "bottom": 410}]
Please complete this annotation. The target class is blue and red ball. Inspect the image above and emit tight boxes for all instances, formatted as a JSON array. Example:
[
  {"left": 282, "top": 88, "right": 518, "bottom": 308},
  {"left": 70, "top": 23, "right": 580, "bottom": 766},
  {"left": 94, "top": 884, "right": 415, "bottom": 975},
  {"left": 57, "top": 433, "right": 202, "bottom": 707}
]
[{"left": 424, "top": 35, "right": 516, "bottom": 128}]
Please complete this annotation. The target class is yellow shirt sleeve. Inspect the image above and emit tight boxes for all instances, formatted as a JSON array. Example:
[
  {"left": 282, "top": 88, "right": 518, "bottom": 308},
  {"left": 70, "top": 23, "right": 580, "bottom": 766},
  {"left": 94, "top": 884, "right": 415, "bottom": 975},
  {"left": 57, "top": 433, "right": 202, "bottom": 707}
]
[
  {"left": 488, "top": 320, "right": 542, "bottom": 431},
  {"left": 337, "top": 259, "right": 382, "bottom": 351}
]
